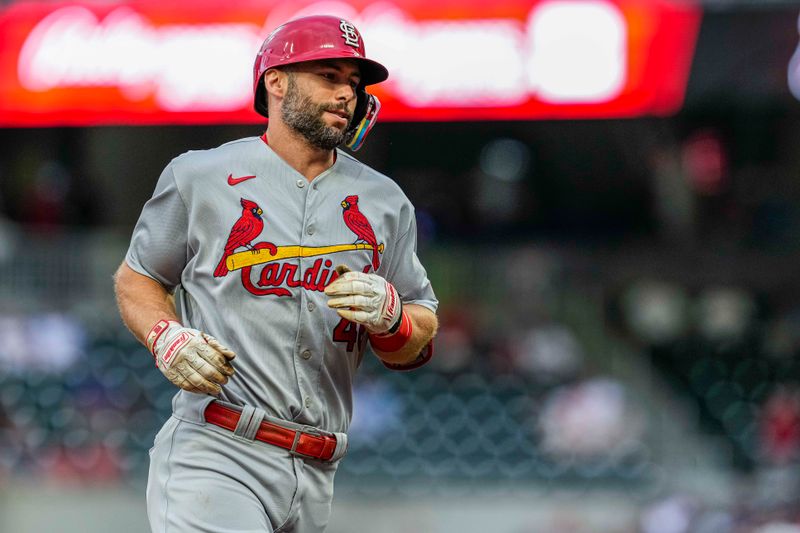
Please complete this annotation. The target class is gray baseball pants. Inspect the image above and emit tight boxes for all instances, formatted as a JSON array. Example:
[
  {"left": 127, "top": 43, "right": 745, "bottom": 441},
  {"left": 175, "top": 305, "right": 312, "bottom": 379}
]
[{"left": 147, "top": 414, "right": 340, "bottom": 532}]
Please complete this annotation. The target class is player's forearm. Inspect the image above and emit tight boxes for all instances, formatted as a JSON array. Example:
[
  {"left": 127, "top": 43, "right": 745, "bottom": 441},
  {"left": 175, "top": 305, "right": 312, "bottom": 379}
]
[
  {"left": 371, "top": 304, "right": 438, "bottom": 365},
  {"left": 113, "top": 261, "right": 179, "bottom": 347}
]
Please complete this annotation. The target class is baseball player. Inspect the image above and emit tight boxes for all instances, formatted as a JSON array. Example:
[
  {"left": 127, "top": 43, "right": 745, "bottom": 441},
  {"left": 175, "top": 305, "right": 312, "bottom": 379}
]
[{"left": 113, "top": 15, "right": 438, "bottom": 533}]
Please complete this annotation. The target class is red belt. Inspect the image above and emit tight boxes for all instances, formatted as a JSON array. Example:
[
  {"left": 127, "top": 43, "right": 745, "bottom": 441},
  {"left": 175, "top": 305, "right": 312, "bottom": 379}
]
[{"left": 204, "top": 402, "right": 338, "bottom": 462}]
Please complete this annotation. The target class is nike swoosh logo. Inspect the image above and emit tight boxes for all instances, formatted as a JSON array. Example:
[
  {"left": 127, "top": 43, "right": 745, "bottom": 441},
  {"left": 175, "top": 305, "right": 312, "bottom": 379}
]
[{"left": 227, "top": 174, "right": 257, "bottom": 186}]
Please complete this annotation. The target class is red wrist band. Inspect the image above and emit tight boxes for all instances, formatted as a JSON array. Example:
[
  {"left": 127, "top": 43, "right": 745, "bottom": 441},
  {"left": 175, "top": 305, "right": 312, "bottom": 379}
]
[
  {"left": 369, "top": 311, "right": 412, "bottom": 353},
  {"left": 146, "top": 319, "right": 179, "bottom": 356}
]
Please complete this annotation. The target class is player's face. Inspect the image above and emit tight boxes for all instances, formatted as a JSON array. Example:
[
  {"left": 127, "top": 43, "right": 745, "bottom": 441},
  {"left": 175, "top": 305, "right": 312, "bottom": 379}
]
[{"left": 281, "top": 60, "right": 360, "bottom": 151}]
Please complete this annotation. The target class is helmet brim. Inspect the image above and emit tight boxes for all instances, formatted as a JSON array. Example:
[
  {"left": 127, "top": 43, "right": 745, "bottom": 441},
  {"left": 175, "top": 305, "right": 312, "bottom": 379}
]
[{"left": 352, "top": 58, "right": 389, "bottom": 86}]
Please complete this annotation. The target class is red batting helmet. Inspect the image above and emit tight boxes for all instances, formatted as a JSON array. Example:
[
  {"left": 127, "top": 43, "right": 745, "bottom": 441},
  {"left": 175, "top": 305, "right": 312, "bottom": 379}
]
[{"left": 252, "top": 16, "right": 388, "bottom": 150}]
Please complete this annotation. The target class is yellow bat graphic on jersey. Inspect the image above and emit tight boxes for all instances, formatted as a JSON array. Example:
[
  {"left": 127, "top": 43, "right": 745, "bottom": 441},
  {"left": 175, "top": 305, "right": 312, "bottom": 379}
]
[{"left": 226, "top": 243, "right": 385, "bottom": 272}]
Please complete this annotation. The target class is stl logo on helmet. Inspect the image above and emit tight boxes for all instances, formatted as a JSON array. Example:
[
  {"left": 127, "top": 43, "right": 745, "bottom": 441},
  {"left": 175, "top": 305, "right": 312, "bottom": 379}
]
[
  {"left": 214, "top": 195, "right": 384, "bottom": 298},
  {"left": 339, "top": 20, "right": 360, "bottom": 48}
]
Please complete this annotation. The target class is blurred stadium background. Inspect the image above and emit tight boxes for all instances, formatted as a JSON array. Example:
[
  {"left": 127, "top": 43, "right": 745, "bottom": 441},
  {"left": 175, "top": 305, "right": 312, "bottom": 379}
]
[{"left": 2, "top": 0, "right": 800, "bottom": 531}]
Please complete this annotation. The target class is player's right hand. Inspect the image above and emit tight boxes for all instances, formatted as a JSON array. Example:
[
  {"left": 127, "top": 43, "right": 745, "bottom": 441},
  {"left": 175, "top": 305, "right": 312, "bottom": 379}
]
[{"left": 148, "top": 321, "right": 236, "bottom": 395}]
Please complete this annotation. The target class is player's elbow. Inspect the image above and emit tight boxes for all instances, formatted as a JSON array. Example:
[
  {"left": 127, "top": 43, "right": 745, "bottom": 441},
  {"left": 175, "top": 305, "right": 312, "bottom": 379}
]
[
  {"left": 113, "top": 261, "right": 136, "bottom": 298},
  {"left": 113, "top": 261, "right": 126, "bottom": 295},
  {"left": 113, "top": 261, "right": 169, "bottom": 305}
]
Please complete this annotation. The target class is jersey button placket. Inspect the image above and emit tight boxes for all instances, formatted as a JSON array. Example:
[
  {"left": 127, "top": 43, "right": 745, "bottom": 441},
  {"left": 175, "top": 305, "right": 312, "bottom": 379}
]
[
  {"left": 296, "top": 176, "right": 317, "bottom": 420},
  {"left": 305, "top": 180, "right": 316, "bottom": 236}
]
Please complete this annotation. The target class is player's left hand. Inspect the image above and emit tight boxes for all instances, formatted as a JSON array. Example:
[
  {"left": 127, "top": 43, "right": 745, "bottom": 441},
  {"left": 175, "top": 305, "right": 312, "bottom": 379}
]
[{"left": 325, "top": 267, "right": 402, "bottom": 334}]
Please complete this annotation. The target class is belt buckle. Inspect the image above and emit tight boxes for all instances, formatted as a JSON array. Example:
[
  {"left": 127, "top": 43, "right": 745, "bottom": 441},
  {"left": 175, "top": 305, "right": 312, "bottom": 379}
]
[{"left": 289, "top": 426, "right": 334, "bottom": 461}]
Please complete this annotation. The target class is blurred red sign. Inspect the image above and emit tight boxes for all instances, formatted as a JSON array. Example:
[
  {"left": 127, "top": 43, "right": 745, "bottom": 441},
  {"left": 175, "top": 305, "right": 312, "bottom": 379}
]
[{"left": 0, "top": 0, "right": 701, "bottom": 126}]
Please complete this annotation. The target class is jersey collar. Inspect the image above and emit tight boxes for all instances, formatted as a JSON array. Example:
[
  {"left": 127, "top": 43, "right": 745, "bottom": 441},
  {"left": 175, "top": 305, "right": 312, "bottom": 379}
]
[{"left": 260, "top": 131, "right": 337, "bottom": 164}]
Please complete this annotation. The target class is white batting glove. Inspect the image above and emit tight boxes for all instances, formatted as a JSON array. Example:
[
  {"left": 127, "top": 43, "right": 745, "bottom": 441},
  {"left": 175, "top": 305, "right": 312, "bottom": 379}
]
[
  {"left": 325, "top": 269, "right": 403, "bottom": 335},
  {"left": 147, "top": 320, "right": 236, "bottom": 395}
]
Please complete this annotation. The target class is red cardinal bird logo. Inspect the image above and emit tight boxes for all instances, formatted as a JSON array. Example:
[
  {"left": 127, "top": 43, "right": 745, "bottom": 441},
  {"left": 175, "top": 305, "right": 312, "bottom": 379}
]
[
  {"left": 341, "top": 195, "right": 380, "bottom": 271},
  {"left": 214, "top": 198, "right": 265, "bottom": 277}
]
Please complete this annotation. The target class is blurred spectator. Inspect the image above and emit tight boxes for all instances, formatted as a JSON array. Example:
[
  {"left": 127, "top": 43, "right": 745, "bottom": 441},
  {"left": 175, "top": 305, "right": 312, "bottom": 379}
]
[
  {"left": 0, "top": 313, "right": 85, "bottom": 373},
  {"left": 762, "top": 313, "right": 800, "bottom": 360},
  {"left": 0, "top": 315, "right": 28, "bottom": 373},
  {"left": 759, "top": 386, "right": 800, "bottom": 465},
  {"left": 639, "top": 495, "right": 696, "bottom": 533},
  {"left": 349, "top": 376, "right": 402, "bottom": 445},
  {"left": 510, "top": 321, "right": 583, "bottom": 384},
  {"left": 19, "top": 161, "right": 71, "bottom": 230},
  {"left": 621, "top": 280, "right": 690, "bottom": 346},
  {"left": 470, "top": 138, "right": 531, "bottom": 230},
  {"left": 429, "top": 305, "right": 478, "bottom": 374},
  {"left": 649, "top": 146, "right": 695, "bottom": 243},
  {"left": 681, "top": 129, "right": 729, "bottom": 197},
  {"left": 503, "top": 249, "right": 558, "bottom": 318},
  {"left": 695, "top": 287, "right": 755, "bottom": 346},
  {"left": 17, "top": 160, "right": 100, "bottom": 231},
  {"left": 539, "top": 377, "right": 645, "bottom": 459},
  {"left": 28, "top": 312, "right": 86, "bottom": 372},
  {"left": 38, "top": 443, "right": 122, "bottom": 485}
]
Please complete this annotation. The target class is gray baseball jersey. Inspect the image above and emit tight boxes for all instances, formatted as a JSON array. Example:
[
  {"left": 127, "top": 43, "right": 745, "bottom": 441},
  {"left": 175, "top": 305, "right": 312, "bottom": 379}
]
[
  {"left": 126, "top": 134, "right": 437, "bottom": 434},
  {"left": 129, "top": 134, "right": 437, "bottom": 531}
]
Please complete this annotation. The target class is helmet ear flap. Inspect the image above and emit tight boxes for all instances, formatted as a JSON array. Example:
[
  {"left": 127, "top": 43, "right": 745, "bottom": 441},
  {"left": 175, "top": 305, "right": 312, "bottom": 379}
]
[
  {"left": 344, "top": 90, "right": 381, "bottom": 152},
  {"left": 349, "top": 87, "right": 369, "bottom": 128},
  {"left": 254, "top": 73, "right": 269, "bottom": 117}
]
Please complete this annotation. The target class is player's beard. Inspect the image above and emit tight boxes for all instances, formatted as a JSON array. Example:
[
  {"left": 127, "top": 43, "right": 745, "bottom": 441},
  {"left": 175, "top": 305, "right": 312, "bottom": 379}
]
[{"left": 282, "top": 75, "right": 351, "bottom": 151}]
